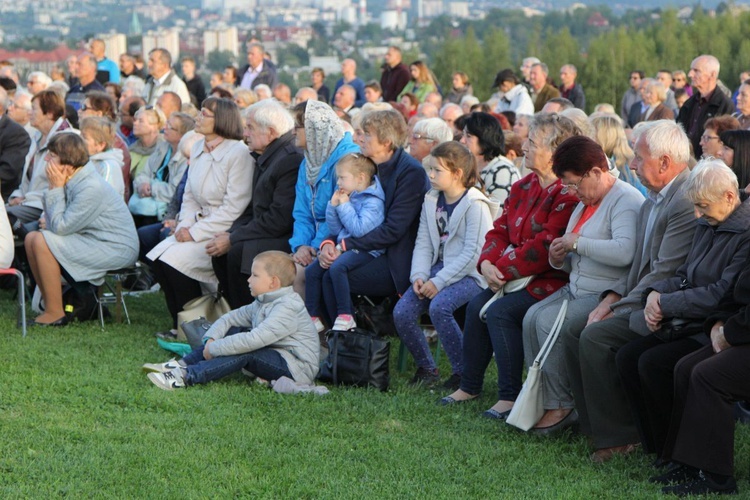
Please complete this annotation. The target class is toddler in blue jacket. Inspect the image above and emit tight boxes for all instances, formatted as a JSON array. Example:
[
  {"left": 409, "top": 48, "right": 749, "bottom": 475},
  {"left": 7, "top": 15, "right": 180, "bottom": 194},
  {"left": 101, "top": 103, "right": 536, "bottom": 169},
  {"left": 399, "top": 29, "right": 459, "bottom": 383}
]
[{"left": 305, "top": 153, "right": 385, "bottom": 332}]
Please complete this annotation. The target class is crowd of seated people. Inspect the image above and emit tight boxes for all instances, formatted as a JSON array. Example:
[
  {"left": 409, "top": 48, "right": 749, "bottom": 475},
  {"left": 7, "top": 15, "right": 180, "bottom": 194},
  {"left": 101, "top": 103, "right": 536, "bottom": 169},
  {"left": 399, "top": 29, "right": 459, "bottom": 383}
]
[{"left": 5, "top": 41, "right": 750, "bottom": 496}]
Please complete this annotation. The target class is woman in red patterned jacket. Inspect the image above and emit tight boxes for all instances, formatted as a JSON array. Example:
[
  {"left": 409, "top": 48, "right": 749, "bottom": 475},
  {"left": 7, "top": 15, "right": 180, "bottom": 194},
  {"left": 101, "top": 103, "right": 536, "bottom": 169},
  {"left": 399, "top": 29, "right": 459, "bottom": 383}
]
[{"left": 440, "top": 114, "right": 580, "bottom": 420}]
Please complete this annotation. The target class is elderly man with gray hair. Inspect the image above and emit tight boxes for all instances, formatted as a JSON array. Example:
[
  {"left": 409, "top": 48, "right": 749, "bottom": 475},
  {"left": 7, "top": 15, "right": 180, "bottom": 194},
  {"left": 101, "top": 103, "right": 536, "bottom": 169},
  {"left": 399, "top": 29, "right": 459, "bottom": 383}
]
[
  {"left": 25, "top": 71, "right": 52, "bottom": 95},
  {"left": 208, "top": 99, "right": 304, "bottom": 308},
  {"left": 564, "top": 120, "right": 698, "bottom": 464},
  {"left": 0, "top": 86, "right": 31, "bottom": 202},
  {"left": 66, "top": 52, "right": 105, "bottom": 111},
  {"left": 408, "top": 118, "right": 453, "bottom": 163},
  {"left": 677, "top": 54, "right": 735, "bottom": 158}
]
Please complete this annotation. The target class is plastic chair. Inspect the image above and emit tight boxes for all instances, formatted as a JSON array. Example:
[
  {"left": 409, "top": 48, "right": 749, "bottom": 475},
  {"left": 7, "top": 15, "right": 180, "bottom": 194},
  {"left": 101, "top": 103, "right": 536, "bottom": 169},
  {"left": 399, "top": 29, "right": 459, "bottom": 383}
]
[{"left": 0, "top": 268, "right": 27, "bottom": 337}]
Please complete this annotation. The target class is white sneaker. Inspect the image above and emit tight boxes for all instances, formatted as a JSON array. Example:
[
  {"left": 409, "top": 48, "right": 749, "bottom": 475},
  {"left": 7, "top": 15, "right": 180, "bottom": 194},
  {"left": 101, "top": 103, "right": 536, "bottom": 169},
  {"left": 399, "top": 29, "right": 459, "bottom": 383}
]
[
  {"left": 311, "top": 317, "right": 326, "bottom": 333},
  {"left": 147, "top": 368, "right": 186, "bottom": 390},
  {"left": 142, "top": 358, "right": 182, "bottom": 373},
  {"left": 332, "top": 315, "right": 356, "bottom": 331}
]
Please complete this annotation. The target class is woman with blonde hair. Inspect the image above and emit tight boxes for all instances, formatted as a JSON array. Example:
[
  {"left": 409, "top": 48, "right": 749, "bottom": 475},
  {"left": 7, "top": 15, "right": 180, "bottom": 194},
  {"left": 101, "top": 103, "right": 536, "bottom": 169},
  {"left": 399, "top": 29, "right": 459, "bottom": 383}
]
[
  {"left": 590, "top": 114, "right": 647, "bottom": 196},
  {"left": 129, "top": 105, "right": 166, "bottom": 181},
  {"left": 398, "top": 61, "right": 438, "bottom": 103}
]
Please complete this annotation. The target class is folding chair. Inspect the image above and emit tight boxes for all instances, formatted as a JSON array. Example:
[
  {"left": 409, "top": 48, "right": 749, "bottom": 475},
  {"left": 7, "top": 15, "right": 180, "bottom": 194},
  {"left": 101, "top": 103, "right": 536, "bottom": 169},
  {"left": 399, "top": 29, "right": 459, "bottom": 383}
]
[{"left": 0, "top": 268, "right": 27, "bottom": 337}]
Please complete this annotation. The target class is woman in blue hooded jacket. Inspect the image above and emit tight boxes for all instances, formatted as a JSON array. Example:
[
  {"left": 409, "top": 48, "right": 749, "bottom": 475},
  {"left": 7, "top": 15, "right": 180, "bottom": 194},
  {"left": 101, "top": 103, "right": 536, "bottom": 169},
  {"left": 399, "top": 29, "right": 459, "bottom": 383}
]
[{"left": 289, "top": 100, "right": 360, "bottom": 295}]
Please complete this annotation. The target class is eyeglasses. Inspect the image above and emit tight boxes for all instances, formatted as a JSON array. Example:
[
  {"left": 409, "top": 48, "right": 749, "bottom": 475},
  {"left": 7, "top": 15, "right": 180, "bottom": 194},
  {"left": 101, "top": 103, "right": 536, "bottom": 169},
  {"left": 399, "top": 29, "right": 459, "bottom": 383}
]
[
  {"left": 200, "top": 109, "right": 215, "bottom": 119},
  {"left": 80, "top": 104, "right": 90, "bottom": 112},
  {"left": 562, "top": 172, "right": 590, "bottom": 191},
  {"left": 700, "top": 134, "right": 721, "bottom": 143},
  {"left": 412, "top": 133, "right": 434, "bottom": 142}
]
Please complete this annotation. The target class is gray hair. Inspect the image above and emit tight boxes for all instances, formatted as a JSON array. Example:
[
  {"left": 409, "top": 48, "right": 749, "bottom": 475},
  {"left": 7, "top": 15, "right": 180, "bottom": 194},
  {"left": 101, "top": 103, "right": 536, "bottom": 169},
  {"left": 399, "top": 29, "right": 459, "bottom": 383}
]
[
  {"left": 248, "top": 42, "right": 265, "bottom": 54},
  {"left": 13, "top": 89, "right": 33, "bottom": 111},
  {"left": 360, "top": 109, "right": 408, "bottom": 151},
  {"left": 685, "top": 158, "right": 739, "bottom": 203},
  {"left": 413, "top": 118, "right": 453, "bottom": 144},
  {"left": 47, "top": 81, "right": 69, "bottom": 101},
  {"left": 561, "top": 64, "right": 577, "bottom": 75},
  {"left": 169, "top": 112, "right": 196, "bottom": 135},
  {"left": 632, "top": 120, "right": 691, "bottom": 165},
  {"left": 440, "top": 102, "right": 462, "bottom": 118},
  {"left": 178, "top": 130, "right": 203, "bottom": 158},
  {"left": 254, "top": 84, "right": 272, "bottom": 100},
  {"left": 559, "top": 108, "right": 593, "bottom": 138},
  {"left": 27, "top": 71, "right": 52, "bottom": 88},
  {"left": 529, "top": 114, "right": 582, "bottom": 151},
  {"left": 532, "top": 62, "right": 549, "bottom": 75},
  {"left": 646, "top": 80, "right": 667, "bottom": 102},
  {"left": 150, "top": 48, "right": 172, "bottom": 66},
  {"left": 352, "top": 102, "right": 393, "bottom": 129},
  {"left": 460, "top": 95, "right": 480, "bottom": 107},
  {"left": 696, "top": 54, "right": 721, "bottom": 76},
  {"left": 122, "top": 76, "right": 145, "bottom": 96},
  {"left": 247, "top": 99, "right": 294, "bottom": 135},
  {"left": 295, "top": 87, "right": 318, "bottom": 103},
  {"left": 417, "top": 102, "right": 439, "bottom": 118}
]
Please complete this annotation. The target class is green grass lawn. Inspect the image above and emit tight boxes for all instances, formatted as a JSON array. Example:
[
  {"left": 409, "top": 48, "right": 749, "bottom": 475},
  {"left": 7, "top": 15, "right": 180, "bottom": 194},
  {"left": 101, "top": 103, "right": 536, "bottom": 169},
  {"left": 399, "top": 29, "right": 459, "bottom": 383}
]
[{"left": 1, "top": 289, "right": 749, "bottom": 498}]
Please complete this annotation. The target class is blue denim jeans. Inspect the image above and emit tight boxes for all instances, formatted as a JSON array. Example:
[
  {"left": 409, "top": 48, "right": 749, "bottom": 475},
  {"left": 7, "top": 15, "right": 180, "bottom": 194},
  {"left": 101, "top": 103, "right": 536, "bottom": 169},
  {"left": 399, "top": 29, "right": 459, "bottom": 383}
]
[
  {"left": 393, "top": 262, "right": 482, "bottom": 374},
  {"left": 182, "top": 344, "right": 291, "bottom": 386},
  {"left": 305, "top": 250, "right": 375, "bottom": 321},
  {"left": 460, "top": 287, "right": 538, "bottom": 400}
]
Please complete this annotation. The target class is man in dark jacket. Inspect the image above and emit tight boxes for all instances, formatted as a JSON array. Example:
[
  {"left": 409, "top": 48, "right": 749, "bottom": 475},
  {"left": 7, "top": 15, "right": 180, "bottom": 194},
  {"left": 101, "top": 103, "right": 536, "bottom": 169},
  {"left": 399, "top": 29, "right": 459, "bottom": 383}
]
[
  {"left": 0, "top": 87, "right": 32, "bottom": 202},
  {"left": 236, "top": 43, "right": 278, "bottom": 91},
  {"left": 558, "top": 64, "right": 586, "bottom": 110},
  {"left": 208, "top": 100, "right": 302, "bottom": 309},
  {"left": 380, "top": 46, "right": 411, "bottom": 103},
  {"left": 677, "top": 55, "right": 735, "bottom": 158}
]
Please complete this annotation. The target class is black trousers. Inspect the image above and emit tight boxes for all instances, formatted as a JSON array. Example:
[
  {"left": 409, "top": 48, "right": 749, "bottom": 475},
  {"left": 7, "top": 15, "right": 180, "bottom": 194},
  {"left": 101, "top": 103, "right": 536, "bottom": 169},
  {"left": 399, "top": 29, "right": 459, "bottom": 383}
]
[
  {"left": 212, "top": 243, "right": 252, "bottom": 310},
  {"left": 663, "top": 344, "right": 750, "bottom": 476},
  {"left": 152, "top": 259, "right": 203, "bottom": 328},
  {"left": 615, "top": 333, "right": 703, "bottom": 455}
]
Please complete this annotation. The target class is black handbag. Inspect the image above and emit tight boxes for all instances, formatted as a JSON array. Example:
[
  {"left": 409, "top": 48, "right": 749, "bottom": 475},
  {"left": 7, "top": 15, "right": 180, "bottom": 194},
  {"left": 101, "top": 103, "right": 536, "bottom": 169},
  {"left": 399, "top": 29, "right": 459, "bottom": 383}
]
[
  {"left": 318, "top": 328, "right": 391, "bottom": 391},
  {"left": 654, "top": 318, "right": 704, "bottom": 342},
  {"left": 354, "top": 295, "right": 397, "bottom": 337}
]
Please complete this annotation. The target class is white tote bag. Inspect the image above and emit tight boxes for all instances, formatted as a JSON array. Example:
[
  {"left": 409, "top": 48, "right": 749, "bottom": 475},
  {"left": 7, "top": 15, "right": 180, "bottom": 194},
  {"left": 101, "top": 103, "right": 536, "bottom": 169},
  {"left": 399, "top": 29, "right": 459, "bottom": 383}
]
[{"left": 506, "top": 299, "right": 569, "bottom": 431}]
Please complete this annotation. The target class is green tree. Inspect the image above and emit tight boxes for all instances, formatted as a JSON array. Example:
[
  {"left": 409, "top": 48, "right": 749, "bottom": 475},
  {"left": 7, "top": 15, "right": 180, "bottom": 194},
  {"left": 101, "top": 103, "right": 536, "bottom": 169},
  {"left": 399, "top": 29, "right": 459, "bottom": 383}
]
[
  {"left": 478, "top": 28, "right": 512, "bottom": 101},
  {"left": 205, "top": 50, "right": 236, "bottom": 72}
]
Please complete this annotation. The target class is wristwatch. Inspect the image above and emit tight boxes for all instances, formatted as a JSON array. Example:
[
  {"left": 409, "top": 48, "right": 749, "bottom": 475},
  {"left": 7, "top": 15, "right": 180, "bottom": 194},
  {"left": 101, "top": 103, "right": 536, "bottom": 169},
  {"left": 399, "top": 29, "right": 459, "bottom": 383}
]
[
  {"left": 335, "top": 243, "right": 343, "bottom": 253},
  {"left": 572, "top": 236, "right": 579, "bottom": 253}
]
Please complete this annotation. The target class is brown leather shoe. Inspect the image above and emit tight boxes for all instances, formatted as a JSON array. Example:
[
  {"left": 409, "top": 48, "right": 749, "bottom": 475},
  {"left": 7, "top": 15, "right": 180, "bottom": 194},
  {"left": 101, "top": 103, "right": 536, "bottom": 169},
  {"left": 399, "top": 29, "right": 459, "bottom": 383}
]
[{"left": 590, "top": 443, "right": 641, "bottom": 464}]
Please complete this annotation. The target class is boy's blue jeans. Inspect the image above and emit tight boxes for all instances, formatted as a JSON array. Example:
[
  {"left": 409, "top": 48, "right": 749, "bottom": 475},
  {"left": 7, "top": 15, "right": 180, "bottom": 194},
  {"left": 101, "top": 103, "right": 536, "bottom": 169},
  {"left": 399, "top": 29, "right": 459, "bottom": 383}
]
[{"left": 181, "top": 343, "right": 292, "bottom": 386}]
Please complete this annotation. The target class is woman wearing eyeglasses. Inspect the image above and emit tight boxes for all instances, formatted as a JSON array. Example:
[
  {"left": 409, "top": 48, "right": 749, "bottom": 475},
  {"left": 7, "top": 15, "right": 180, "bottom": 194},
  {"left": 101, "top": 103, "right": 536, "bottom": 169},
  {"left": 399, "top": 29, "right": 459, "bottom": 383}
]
[
  {"left": 521, "top": 136, "right": 644, "bottom": 434},
  {"left": 699, "top": 116, "right": 740, "bottom": 160},
  {"left": 147, "top": 98, "right": 253, "bottom": 335},
  {"left": 671, "top": 70, "right": 693, "bottom": 97}
]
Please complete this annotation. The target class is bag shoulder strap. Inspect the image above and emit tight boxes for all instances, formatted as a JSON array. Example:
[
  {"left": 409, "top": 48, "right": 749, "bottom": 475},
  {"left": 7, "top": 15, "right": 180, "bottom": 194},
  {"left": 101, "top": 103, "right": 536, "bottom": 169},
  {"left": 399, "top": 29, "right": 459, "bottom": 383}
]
[{"left": 534, "top": 299, "right": 569, "bottom": 368}]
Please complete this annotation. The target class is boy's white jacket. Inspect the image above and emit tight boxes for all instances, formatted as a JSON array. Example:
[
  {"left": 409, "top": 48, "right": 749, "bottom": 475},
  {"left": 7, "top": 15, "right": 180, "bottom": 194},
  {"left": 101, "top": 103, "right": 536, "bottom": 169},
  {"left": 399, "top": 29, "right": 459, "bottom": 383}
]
[
  {"left": 203, "top": 286, "right": 320, "bottom": 385},
  {"left": 410, "top": 187, "right": 499, "bottom": 291}
]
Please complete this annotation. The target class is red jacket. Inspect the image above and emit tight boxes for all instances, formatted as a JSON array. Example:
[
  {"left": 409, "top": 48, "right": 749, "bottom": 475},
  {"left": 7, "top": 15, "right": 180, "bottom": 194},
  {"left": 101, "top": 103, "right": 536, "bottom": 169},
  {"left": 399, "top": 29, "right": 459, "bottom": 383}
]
[{"left": 478, "top": 173, "right": 578, "bottom": 299}]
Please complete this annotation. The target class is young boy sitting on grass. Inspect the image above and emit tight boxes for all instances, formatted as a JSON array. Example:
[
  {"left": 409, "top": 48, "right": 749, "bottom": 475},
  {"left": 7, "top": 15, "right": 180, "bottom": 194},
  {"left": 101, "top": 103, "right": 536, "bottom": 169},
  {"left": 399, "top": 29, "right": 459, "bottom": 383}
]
[{"left": 144, "top": 251, "right": 319, "bottom": 390}]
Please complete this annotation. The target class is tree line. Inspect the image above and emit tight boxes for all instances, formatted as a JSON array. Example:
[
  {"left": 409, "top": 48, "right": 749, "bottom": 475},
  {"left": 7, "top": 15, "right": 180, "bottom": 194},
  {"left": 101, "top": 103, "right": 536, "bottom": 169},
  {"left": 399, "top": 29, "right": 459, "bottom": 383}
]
[{"left": 423, "top": 7, "right": 750, "bottom": 112}]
